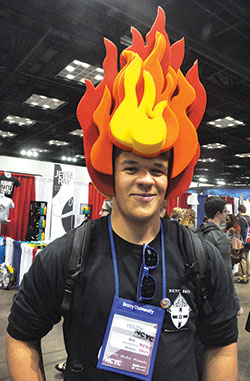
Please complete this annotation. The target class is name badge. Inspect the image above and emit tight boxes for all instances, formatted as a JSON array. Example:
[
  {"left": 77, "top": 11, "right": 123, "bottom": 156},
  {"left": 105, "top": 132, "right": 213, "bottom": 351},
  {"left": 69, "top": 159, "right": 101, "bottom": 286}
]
[{"left": 97, "top": 296, "right": 165, "bottom": 380}]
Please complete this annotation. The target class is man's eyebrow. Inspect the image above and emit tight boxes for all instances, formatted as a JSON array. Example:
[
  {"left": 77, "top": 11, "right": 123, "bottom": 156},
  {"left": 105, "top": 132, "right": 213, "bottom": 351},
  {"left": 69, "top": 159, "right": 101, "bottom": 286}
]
[
  {"left": 153, "top": 161, "right": 168, "bottom": 168},
  {"left": 120, "top": 159, "right": 138, "bottom": 165}
]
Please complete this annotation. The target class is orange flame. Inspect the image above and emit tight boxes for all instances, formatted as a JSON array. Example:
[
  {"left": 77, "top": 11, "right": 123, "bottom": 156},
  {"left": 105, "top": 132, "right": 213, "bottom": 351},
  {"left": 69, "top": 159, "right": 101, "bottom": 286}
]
[{"left": 77, "top": 7, "right": 206, "bottom": 199}]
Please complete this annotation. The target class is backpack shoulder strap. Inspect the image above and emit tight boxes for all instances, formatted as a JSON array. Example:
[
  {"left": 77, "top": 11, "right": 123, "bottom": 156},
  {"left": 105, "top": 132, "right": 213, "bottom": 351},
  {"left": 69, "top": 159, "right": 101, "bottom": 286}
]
[
  {"left": 182, "top": 226, "right": 213, "bottom": 316},
  {"left": 197, "top": 223, "right": 219, "bottom": 235},
  {"left": 61, "top": 219, "right": 93, "bottom": 318}
]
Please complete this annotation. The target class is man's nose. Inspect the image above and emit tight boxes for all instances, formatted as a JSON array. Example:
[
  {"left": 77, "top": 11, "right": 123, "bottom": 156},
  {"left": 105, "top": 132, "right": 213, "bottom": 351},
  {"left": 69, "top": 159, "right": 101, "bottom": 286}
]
[{"left": 136, "top": 171, "right": 154, "bottom": 186}]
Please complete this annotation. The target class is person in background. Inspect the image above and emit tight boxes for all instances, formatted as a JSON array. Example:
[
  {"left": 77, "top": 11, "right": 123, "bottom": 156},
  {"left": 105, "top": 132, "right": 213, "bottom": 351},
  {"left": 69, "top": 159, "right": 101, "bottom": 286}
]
[
  {"left": 180, "top": 208, "right": 196, "bottom": 230},
  {"left": 225, "top": 214, "right": 241, "bottom": 237},
  {"left": 237, "top": 204, "right": 250, "bottom": 283},
  {"left": 170, "top": 207, "right": 183, "bottom": 222},
  {"left": 99, "top": 199, "right": 113, "bottom": 217},
  {"left": 203, "top": 197, "right": 243, "bottom": 316}
]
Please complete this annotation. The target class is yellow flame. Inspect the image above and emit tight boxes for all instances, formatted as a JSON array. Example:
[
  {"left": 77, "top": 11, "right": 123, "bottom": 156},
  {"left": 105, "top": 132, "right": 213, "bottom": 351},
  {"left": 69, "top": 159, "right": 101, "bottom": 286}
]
[{"left": 109, "top": 51, "right": 167, "bottom": 156}]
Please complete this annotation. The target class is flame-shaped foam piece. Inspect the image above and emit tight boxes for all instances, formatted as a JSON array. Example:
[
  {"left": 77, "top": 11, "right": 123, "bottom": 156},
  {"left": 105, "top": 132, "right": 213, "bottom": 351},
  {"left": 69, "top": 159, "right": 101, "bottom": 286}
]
[
  {"left": 77, "top": 7, "right": 207, "bottom": 199},
  {"left": 110, "top": 52, "right": 167, "bottom": 156}
]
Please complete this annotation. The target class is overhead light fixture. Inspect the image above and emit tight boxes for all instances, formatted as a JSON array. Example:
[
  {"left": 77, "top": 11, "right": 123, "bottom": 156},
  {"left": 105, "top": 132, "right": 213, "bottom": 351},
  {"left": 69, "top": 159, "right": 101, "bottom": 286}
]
[
  {"left": 198, "top": 177, "right": 208, "bottom": 183},
  {"left": 235, "top": 153, "right": 250, "bottom": 158},
  {"left": 202, "top": 143, "right": 226, "bottom": 149},
  {"left": 20, "top": 149, "right": 39, "bottom": 158},
  {"left": 227, "top": 164, "right": 241, "bottom": 168},
  {"left": 216, "top": 180, "right": 226, "bottom": 185},
  {"left": 48, "top": 140, "right": 70, "bottom": 146},
  {"left": 75, "top": 154, "right": 85, "bottom": 159},
  {"left": 69, "top": 129, "right": 83, "bottom": 137},
  {"left": 198, "top": 158, "right": 216, "bottom": 163},
  {"left": 0, "top": 130, "right": 16, "bottom": 138},
  {"left": 3, "top": 115, "right": 36, "bottom": 126},
  {"left": 24, "top": 94, "right": 66, "bottom": 110},
  {"left": 56, "top": 59, "right": 104, "bottom": 86},
  {"left": 207, "top": 116, "right": 245, "bottom": 129},
  {"left": 61, "top": 156, "right": 77, "bottom": 162}
]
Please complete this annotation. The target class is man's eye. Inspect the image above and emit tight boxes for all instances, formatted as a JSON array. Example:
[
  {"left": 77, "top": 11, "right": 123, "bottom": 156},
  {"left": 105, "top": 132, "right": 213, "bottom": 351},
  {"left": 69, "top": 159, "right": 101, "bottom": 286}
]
[
  {"left": 125, "top": 167, "right": 137, "bottom": 173},
  {"left": 151, "top": 169, "right": 165, "bottom": 176}
]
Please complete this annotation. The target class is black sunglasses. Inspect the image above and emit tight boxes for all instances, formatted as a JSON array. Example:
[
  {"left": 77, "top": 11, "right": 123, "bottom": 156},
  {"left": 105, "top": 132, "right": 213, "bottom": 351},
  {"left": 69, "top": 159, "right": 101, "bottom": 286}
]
[{"left": 137, "top": 244, "right": 159, "bottom": 302}]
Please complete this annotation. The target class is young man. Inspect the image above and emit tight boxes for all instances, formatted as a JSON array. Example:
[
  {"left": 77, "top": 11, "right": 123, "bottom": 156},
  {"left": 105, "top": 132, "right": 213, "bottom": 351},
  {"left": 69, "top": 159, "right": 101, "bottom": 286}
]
[
  {"left": 6, "top": 8, "right": 238, "bottom": 381},
  {"left": 203, "top": 196, "right": 243, "bottom": 315},
  {"left": 203, "top": 197, "right": 231, "bottom": 270},
  {"left": 237, "top": 204, "right": 250, "bottom": 283}
]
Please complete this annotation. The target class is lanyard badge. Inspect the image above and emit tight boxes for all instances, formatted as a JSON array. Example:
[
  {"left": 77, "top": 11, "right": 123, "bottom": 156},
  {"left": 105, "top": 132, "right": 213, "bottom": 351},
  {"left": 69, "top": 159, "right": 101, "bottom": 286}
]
[
  {"left": 97, "top": 217, "right": 166, "bottom": 380},
  {"left": 97, "top": 296, "right": 165, "bottom": 380}
]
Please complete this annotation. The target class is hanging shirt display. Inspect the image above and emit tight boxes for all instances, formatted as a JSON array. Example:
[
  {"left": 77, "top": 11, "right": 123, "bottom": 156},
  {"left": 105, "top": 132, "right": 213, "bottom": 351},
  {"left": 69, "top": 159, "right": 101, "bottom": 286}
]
[
  {"left": 0, "top": 174, "right": 21, "bottom": 199},
  {"left": 0, "top": 194, "right": 15, "bottom": 222}
]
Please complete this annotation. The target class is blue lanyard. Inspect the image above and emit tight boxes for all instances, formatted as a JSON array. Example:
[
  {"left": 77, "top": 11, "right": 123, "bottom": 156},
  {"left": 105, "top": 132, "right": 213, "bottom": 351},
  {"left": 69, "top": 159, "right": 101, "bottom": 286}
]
[{"left": 108, "top": 215, "right": 166, "bottom": 300}]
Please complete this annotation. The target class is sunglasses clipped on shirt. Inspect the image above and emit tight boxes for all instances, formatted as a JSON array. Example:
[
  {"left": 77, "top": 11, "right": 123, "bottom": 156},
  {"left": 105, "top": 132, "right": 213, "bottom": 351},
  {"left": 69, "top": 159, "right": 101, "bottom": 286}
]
[{"left": 137, "top": 244, "right": 159, "bottom": 302}]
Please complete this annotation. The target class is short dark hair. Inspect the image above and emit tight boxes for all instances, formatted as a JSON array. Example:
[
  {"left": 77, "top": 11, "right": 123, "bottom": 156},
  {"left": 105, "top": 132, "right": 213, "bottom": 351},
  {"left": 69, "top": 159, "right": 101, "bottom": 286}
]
[
  {"left": 204, "top": 196, "right": 227, "bottom": 219},
  {"left": 238, "top": 204, "right": 246, "bottom": 213}
]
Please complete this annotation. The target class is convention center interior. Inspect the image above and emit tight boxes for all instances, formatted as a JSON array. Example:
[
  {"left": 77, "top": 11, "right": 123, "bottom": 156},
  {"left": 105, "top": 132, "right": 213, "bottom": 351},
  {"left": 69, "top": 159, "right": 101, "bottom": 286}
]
[{"left": 0, "top": 0, "right": 250, "bottom": 380}]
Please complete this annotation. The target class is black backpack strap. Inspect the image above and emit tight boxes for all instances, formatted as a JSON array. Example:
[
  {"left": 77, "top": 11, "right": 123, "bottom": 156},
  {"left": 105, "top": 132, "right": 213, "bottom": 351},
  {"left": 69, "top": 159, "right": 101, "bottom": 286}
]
[
  {"left": 182, "top": 226, "right": 213, "bottom": 316},
  {"left": 197, "top": 222, "right": 219, "bottom": 235},
  {"left": 61, "top": 220, "right": 92, "bottom": 318},
  {"left": 61, "top": 219, "right": 93, "bottom": 375}
]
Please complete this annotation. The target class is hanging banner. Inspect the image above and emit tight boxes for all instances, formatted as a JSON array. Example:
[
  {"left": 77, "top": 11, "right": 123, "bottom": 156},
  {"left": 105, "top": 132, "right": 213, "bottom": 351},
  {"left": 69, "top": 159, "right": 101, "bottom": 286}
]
[{"left": 50, "top": 164, "right": 75, "bottom": 240}]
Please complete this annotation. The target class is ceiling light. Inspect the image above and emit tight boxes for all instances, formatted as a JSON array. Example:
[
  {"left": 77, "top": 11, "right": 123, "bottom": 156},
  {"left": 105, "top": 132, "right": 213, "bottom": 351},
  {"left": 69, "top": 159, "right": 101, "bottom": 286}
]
[
  {"left": 217, "top": 180, "right": 226, "bottom": 185},
  {"left": 227, "top": 164, "right": 241, "bottom": 168},
  {"left": 69, "top": 129, "right": 83, "bottom": 137},
  {"left": 66, "top": 74, "right": 75, "bottom": 80},
  {"left": 198, "top": 158, "right": 216, "bottom": 163},
  {"left": 207, "top": 116, "right": 245, "bottom": 129},
  {"left": 3, "top": 115, "right": 36, "bottom": 126},
  {"left": 75, "top": 154, "right": 85, "bottom": 159},
  {"left": 202, "top": 143, "right": 226, "bottom": 149},
  {"left": 235, "top": 153, "right": 250, "bottom": 158},
  {"left": 0, "top": 130, "right": 16, "bottom": 138},
  {"left": 65, "top": 65, "right": 75, "bottom": 72},
  {"left": 48, "top": 140, "right": 70, "bottom": 146},
  {"left": 56, "top": 60, "right": 104, "bottom": 86},
  {"left": 20, "top": 148, "right": 40, "bottom": 158},
  {"left": 199, "top": 177, "right": 208, "bottom": 182},
  {"left": 94, "top": 74, "right": 104, "bottom": 81}
]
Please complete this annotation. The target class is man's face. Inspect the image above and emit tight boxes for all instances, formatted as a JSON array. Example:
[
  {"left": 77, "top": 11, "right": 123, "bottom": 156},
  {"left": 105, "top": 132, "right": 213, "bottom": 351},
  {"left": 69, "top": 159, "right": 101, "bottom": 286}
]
[
  {"left": 112, "top": 151, "right": 169, "bottom": 223},
  {"left": 218, "top": 206, "right": 228, "bottom": 225}
]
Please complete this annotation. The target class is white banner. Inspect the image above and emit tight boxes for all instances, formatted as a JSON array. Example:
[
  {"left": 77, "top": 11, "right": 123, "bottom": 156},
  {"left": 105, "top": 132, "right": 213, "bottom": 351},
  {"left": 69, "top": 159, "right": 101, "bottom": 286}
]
[{"left": 50, "top": 164, "right": 75, "bottom": 240}]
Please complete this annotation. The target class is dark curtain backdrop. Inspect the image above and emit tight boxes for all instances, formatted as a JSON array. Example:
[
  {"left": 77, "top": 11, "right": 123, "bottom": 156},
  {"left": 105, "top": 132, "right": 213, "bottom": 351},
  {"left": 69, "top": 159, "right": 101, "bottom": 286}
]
[
  {"left": 88, "top": 183, "right": 106, "bottom": 219},
  {"left": 0, "top": 172, "right": 36, "bottom": 241}
]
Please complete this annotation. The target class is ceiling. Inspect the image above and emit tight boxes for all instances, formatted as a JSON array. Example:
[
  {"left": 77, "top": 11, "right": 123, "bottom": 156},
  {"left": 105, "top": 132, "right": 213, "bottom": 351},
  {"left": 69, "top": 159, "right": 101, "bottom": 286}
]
[{"left": 0, "top": 0, "right": 250, "bottom": 188}]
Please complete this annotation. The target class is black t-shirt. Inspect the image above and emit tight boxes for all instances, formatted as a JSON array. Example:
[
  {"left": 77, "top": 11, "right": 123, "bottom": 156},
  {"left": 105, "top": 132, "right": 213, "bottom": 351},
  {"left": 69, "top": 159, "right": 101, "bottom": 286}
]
[
  {"left": 0, "top": 174, "right": 20, "bottom": 198},
  {"left": 7, "top": 217, "right": 238, "bottom": 381}
]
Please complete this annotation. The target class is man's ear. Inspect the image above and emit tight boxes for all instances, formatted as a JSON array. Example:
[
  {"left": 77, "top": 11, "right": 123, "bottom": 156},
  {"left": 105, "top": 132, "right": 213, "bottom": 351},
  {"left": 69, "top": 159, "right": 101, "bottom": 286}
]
[{"left": 215, "top": 211, "right": 221, "bottom": 218}]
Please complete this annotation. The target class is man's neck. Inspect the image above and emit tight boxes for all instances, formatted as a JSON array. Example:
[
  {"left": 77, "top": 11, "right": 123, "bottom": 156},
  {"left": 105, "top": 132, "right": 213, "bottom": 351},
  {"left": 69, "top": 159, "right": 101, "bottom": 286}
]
[
  {"left": 110, "top": 212, "right": 161, "bottom": 245},
  {"left": 207, "top": 218, "right": 220, "bottom": 228}
]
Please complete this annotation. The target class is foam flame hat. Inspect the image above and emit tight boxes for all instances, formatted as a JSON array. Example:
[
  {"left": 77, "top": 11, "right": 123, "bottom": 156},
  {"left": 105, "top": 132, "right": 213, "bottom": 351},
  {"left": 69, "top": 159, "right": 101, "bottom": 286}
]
[{"left": 77, "top": 7, "right": 206, "bottom": 199}]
